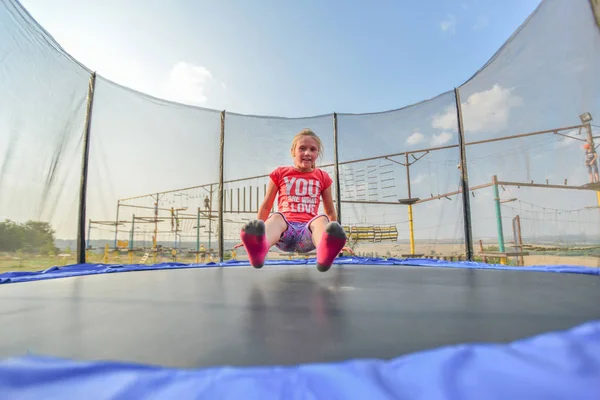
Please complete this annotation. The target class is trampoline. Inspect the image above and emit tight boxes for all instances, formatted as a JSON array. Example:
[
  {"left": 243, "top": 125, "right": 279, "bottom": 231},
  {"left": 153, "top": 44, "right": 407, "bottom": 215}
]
[{"left": 1, "top": 258, "right": 599, "bottom": 399}]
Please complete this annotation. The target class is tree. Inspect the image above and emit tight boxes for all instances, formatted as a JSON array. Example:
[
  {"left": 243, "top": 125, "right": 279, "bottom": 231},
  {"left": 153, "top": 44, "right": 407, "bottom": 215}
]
[
  {"left": 0, "top": 220, "right": 58, "bottom": 254},
  {"left": 0, "top": 220, "right": 24, "bottom": 252},
  {"left": 22, "top": 221, "right": 56, "bottom": 253}
]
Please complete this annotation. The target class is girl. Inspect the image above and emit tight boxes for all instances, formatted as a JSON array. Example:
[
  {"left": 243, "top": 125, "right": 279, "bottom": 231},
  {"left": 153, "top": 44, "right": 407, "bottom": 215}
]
[{"left": 238, "top": 128, "right": 347, "bottom": 272}]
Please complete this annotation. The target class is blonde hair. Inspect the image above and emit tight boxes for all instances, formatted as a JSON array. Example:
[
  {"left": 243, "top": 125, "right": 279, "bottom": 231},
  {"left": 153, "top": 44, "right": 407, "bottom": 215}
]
[{"left": 290, "top": 128, "right": 323, "bottom": 169}]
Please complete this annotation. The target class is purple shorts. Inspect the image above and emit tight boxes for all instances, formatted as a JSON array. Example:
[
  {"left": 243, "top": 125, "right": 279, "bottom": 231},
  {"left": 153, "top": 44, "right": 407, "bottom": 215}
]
[{"left": 268, "top": 212, "right": 328, "bottom": 253}]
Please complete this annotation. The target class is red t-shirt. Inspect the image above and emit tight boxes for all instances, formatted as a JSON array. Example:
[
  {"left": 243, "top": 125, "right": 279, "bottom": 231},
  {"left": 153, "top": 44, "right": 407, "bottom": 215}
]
[{"left": 269, "top": 166, "right": 333, "bottom": 223}]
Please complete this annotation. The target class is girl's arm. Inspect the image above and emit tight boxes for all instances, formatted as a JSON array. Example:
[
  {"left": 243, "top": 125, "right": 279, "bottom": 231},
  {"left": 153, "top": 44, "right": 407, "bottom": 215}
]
[
  {"left": 257, "top": 179, "right": 278, "bottom": 221},
  {"left": 321, "top": 186, "right": 337, "bottom": 222}
]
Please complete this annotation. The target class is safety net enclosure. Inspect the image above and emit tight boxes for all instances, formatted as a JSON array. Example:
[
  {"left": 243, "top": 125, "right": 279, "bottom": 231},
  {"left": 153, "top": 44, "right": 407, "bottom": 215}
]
[
  {"left": 2, "top": 0, "right": 599, "bottom": 270},
  {"left": 0, "top": 0, "right": 91, "bottom": 271},
  {"left": 337, "top": 90, "right": 464, "bottom": 260},
  {"left": 460, "top": 0, "right": 600, "bottom": 267},
  {"left": 86, "top": 76, "right": 223, "bottom": 266}
]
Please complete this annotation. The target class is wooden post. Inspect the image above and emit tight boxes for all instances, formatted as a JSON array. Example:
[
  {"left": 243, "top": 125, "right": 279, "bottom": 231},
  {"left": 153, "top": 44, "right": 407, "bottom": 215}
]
[
  {"left": 405, "top": 153, "right": 415, "bottom": 255},
  {"left": 479, "top": 240, "right": 487, "bottom": 263}
]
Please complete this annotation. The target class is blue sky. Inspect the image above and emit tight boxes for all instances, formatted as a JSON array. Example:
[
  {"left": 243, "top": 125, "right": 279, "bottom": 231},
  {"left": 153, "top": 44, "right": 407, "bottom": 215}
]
[{"left": 18, "top": 0, "right": 542, "bottom": 117}]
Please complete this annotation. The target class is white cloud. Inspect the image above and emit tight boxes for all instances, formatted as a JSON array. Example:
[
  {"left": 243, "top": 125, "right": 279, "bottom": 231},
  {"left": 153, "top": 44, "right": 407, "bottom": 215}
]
[
  {"left": 162, "top": 62, "right": 215, "bottom": 105},
  {"left": 432, "top": 84, "right": 523, "bottom": 134},
  {"left": 431, "top": 108, "right": 457, "bottom": 132},
  {"left": 406, "top": 132, "right": 425, "bottom": 146},
  {"left": 431, "top": 132, "right": 453, "bottom": 146},
  {"left": 440, "top": 14, "right": 457, "bottom": 34}
]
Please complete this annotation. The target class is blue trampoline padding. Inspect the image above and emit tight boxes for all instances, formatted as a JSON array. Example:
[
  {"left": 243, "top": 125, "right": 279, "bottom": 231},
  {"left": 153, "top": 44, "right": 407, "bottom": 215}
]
[
  {"left": 1, "top": 256, "right": 598, "bottom": 284},
  {"left": 1, "top": 320, "right": 599, "bottom": 400}
]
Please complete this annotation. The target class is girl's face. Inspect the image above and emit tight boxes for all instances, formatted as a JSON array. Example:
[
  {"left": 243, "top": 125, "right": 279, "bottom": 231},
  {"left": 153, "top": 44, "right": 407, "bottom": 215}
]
[{"left": 293, "top": 136, "right": 319, "bottom": 171}]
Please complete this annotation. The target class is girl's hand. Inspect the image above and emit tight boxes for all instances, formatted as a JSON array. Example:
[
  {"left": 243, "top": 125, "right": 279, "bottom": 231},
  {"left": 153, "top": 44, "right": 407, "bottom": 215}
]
[{"left": 232, "top": 242, "right": 244, "bottom": 249}]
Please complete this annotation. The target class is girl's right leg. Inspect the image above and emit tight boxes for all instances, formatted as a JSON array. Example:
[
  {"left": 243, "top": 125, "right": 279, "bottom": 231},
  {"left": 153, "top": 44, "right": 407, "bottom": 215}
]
[
  {"left": 241, "top": 213, "right": 287, "bottom": 268},
  {"left": 264, "top": 213, "right": 288, "bottom": 247}
]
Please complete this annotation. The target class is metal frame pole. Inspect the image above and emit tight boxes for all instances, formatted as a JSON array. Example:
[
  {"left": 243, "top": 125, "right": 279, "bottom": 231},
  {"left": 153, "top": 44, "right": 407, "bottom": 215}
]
[
  {"left": 454, "top": 88, "right": 474, "bottom": 261},
  {"left": 76, "top": 71, "right": 97, "bottom": 264},
  {"left": 218, "top": 110, "right": 225, "bottom": 261},
  {"left": 117, "top": 123, "right": 587, "bottom": 203},
  {"left": 113, "top": 200, "right": 120, "bottom": 249},
  {"left": 333, "top": 112, "right": 342, "bottom": 223}
]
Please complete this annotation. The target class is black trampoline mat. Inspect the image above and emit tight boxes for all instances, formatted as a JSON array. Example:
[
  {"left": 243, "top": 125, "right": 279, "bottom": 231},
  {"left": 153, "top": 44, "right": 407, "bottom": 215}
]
[{"left": 1, "top": 264, "right": 599, "bottom": 369}]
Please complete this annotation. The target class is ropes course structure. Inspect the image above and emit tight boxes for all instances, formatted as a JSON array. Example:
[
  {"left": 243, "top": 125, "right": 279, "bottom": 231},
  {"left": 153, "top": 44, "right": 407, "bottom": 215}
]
[
  {"left": 86, "top": 184, "right": 220, "bottom": 264},
  {"left": 89, "top": 116, "right": 600, "bottom": 265}
]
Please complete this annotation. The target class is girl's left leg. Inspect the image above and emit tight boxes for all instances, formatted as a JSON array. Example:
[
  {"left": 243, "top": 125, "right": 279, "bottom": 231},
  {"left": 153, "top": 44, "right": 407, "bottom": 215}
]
[{"left": 309, "top": 216, "right": 347, "bottom": 272}]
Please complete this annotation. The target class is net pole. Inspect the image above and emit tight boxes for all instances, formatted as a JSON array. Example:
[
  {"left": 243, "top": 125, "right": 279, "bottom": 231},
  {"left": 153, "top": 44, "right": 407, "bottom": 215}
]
[
  {"left": 76, "top": 71, "right": 97, "bottom": 265},
  {"left": 454, "top": 88, "right": 474, "bottom": 261},
  {"left": 333, "top": 113, "right": 342, "bottom": 224},
  {"left": 218, "top": 110, "right": 225, "bottom": 261}
]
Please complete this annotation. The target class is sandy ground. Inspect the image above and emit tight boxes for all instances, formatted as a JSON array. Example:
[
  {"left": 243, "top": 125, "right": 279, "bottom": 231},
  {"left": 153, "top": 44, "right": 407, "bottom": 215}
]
[
  {"left": 520, "top": 255, "right": 599, "bottom": 267},
  {"left": 260, "top": 242, "right": 600, "bottom": 268}
]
